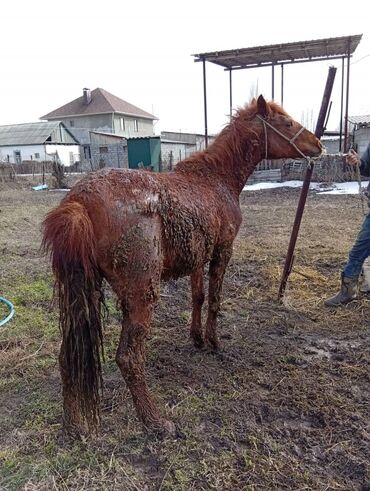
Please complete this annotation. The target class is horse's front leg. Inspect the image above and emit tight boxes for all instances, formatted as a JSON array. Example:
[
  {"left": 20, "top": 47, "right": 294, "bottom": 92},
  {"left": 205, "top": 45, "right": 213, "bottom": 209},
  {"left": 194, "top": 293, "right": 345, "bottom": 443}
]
[
  {"left": 205, "top": 245, "right": 233, "bottom": 351},
  {"left": 190, "top": 267, "right": 205, "bottom": 348}
]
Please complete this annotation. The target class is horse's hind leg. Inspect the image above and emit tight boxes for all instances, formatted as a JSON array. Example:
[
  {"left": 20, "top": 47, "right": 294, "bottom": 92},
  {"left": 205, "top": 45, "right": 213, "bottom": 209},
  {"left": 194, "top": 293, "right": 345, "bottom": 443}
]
[
  {"left": 109, "top": 216, "right": 176, "bottom": 435},
  {"left": 205, "top": 245, "right": 232, "bottom": 351},
  {"left": 115, "top": 295, "right": 176, "bottom": 435},
  {"left": 190, "top": 267, "right": 205, "bottom": 348}
]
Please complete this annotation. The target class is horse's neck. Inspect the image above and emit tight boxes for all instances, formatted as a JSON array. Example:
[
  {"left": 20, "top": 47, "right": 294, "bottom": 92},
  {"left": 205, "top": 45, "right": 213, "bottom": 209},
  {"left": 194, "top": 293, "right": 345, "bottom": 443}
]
[
  {"left": 204, "top": 128, "right": 263, "bottom": 194},
  {"left": 175, "top": 123, "right": 263, "bottom": 195}
]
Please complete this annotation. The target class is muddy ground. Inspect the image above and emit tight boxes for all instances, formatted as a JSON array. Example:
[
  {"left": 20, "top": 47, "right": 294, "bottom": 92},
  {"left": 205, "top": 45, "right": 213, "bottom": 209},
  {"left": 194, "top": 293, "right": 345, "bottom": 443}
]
[{"left": 0, "top": 180, "right": 369, "bottom": 490}]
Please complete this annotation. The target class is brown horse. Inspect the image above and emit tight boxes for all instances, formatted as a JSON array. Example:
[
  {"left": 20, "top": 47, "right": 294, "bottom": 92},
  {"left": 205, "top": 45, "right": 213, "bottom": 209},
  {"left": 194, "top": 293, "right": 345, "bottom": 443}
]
[{"left": 43, "top": 95, "right": 322, "bottom": 436}]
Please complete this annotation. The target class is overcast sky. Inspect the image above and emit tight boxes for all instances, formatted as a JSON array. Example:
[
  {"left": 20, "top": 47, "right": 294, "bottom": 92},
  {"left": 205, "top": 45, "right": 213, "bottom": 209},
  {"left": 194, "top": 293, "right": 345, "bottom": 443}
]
[{"left": 2, "top": 0, "right": 370, "bottom": 135}]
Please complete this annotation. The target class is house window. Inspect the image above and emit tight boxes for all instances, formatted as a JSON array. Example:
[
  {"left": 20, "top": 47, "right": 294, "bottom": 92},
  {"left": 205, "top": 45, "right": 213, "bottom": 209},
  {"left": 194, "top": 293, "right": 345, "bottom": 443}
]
[
  {"left": 120, "top": 117, "right": 125, "bottom": 131},
  {"left": 69, "top": 152, "right": 74, "bottom": 164},
  {"left": 134, "top": 119, "right": 138, "bottom": 132},
  {"left": 35, "top": 153, "right": 40, "bottom": 159},
  {"left": 69, "top": 120, "right": 74, "bottom": 127},
  {"left": 99, "top": 146, "right": 108, "bottom": 154}
]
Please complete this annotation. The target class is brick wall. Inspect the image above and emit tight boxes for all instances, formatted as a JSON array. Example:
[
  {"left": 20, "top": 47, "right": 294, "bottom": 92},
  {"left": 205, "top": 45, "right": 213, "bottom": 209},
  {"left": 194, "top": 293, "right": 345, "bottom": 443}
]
[{"left": 89, "top": 143, "right": 128, "bottom": 169}]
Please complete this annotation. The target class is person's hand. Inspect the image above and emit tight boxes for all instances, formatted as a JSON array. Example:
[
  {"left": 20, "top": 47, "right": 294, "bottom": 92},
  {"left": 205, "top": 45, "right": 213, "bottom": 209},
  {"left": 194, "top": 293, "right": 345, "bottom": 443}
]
[{"left": 346, "top": 148, "right": 361, "bottom": 166}]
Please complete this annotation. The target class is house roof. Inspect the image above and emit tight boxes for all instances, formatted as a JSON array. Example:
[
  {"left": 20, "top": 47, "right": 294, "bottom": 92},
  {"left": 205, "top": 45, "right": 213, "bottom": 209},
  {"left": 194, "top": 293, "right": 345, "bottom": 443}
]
[
  {"left": 90, "top": 130, "right": 126, "bottom": 139},
  {"left": 193, "top": 34, "right": 362, "bottom": 69},
  {"left": 348, "top": 115, "right": 370, "bottom": 125},
  {"left": 161, "top": 139, "right": 195, "bottom": 145},
  {"left": 65, "top": 128, "right": 127, "bottom": 145},
  {"left": 0, "top": 121, "right": 79, "bottom": 146},
  {"left": 161, "top": 131, "right": 212, "bottom": 138},
  {"left": 41, "top": 88, "right": 157, "bottom": 121},
  {"left": 126, "top": 136, "right": 160, "bottom": 141}
]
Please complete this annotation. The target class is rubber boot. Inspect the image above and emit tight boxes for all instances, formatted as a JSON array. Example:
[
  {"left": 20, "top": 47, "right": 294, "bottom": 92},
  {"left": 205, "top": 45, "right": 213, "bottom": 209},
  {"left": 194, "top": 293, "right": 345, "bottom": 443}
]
[{"left": 324, "top": 275, "right": 358, "bottom": 307}]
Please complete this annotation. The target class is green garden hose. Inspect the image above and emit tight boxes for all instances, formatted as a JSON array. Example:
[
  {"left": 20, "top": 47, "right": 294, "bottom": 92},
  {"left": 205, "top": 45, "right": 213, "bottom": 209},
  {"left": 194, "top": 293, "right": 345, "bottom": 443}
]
[{"left": 0, "top": 297, "right": 14, "bottom": 327}]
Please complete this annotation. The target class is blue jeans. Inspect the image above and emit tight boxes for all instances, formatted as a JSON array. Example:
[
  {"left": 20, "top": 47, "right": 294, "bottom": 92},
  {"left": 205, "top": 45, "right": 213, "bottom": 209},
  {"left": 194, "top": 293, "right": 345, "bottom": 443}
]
[{"left": 343, "top": 212, "right": 370, "bottom": 279}]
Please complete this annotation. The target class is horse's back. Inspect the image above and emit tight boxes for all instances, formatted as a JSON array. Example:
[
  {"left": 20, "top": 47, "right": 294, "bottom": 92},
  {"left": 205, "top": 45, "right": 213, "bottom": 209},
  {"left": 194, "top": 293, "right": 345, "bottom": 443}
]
[{"left": 65, "top": 167, "right": 240, "bottom": 280}]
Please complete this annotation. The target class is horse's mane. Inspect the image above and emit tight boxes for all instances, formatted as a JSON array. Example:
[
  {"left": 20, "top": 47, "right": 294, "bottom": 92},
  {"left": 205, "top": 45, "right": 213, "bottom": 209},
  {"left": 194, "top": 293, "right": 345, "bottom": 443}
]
[{"left": 175, "top": 98, "right": 282, "bottom": 176}]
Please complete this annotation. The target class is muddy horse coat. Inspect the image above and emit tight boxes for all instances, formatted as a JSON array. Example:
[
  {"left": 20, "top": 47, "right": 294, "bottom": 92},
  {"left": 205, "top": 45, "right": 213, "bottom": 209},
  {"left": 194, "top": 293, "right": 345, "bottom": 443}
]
[{"left": 43, "top": 96, "right": 322, "bottom": 435}]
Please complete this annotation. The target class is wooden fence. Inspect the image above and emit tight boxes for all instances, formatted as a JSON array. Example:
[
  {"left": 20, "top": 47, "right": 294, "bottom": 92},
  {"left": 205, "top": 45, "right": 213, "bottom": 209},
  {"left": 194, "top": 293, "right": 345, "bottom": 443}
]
[
  {"left": 249, "top": 154, "right": 358, "bottom": 184},
  {"left": 0, "top": 161, "right": 83, "bottom": 182},
  {"left": 1, "top": 154, "right": 360, "bottom": 184},
  {"left": 0, "top": 161, "right": 54, "bottom": 179}
]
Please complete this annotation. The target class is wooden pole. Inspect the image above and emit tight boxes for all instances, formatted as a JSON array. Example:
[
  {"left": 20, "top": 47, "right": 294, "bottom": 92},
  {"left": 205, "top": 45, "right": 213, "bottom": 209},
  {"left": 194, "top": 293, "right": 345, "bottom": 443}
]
[
  {"left": 343, "top": 42, "right": 351, "bottom": 152},
  {"left": 202, "top": 59, "right": 208, "bottom": 148},
  {"left": 229, "top": 69, "right": 233, "bottom": 119},
  {"left": 278, "top": 66, "right": 337, "bottom": 300}
]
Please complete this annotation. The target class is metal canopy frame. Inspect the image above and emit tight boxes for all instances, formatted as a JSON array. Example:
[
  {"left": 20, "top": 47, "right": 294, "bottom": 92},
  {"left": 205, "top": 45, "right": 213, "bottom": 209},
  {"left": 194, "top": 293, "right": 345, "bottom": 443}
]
[{"left": 193, "top": 34, "right": 362, "bottom": 150}]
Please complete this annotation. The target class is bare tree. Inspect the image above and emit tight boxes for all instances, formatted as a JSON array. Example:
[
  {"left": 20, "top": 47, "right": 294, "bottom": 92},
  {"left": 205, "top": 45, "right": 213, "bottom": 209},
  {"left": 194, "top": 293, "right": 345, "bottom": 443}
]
[
  {"left": 249, "top": 80, "right": 259, "bottom": 100},
  {"left": 52, "top": 158, "right": 68, "bottom": 189}
]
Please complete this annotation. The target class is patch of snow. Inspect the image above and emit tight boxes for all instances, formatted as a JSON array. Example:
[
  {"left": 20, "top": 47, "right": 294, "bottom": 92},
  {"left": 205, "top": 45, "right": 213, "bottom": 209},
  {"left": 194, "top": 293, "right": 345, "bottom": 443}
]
[
  {"left": 317, "top": 181, "right": 369, "bottom": 195},
  {"left": 243, "top": 180, "right": 369, "bottom": 195}
]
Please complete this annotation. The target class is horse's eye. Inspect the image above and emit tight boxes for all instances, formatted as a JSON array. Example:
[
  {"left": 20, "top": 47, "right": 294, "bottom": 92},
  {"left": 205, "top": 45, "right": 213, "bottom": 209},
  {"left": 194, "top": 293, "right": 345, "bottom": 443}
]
[{"left": 286, "top": 121, "right": 293, "bottom": 128}]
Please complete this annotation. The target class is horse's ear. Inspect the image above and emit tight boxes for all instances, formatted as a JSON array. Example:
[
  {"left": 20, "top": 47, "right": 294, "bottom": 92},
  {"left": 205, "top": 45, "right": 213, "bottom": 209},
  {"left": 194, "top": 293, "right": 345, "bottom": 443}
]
[{"left": 257, "top": 95, "right": 270, "bottom": 118}]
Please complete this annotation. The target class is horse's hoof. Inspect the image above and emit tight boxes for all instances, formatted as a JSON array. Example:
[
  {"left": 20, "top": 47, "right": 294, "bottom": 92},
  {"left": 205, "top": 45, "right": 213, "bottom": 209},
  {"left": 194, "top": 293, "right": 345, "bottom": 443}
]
[
  {"left": 205, "top": 338, "right": 220, "bottom": 352},
  {"left": 145, "top": 419, "right": 178, "bottom": 437},
  {"left": 62, "top": 415, "right": 98, "bottom": 438},
  {"left": 161, "top": 419, "right": 178, "bottom": 436},
  {"left": 192, "top": 335, "right": 204, "bottom": 349}
]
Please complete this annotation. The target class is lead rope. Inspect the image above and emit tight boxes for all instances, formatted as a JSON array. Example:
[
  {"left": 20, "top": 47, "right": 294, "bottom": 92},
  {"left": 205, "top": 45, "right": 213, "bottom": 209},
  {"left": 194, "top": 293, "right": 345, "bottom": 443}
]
[
  {"left": 262, "top": 116, "right": 268, "bottom": 159},
  {"left": 347, "top": 151, "right": 367, "bottom": 216},
  {"left": 354, "top": 160, "right": 366, "bottom": 216}
]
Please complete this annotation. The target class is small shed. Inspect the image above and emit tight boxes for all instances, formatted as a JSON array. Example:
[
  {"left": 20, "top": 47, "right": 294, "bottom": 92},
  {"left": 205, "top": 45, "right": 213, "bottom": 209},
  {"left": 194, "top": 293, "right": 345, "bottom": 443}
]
[
  {"left": 127, "top": 137, "right": 161, "bottom": 171},
  {"left": 160, "top": 131, "right": 215, "bottom": 170},
  {"left": 321, "top": 135, "right": 341, "bottom": 154},
  {"left": 349, "top": 115, "right": 370, "bottom": 155},
  {"left": 89, "top": 131, "right": 128, "bottom": 169}
]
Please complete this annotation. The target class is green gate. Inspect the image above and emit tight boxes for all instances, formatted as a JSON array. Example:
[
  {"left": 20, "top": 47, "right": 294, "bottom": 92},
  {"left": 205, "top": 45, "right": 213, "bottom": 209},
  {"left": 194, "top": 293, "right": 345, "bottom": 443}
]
[{"left": 127, "top": 137, "right": 161, "bottom": 172}]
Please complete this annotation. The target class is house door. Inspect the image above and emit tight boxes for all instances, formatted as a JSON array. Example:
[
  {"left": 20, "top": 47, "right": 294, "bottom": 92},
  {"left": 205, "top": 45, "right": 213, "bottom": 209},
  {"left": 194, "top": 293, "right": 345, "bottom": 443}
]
[
  {"left": 13, "top": 150, "right": 21, "bottom": 164},
  {"left": 83, "top": 146, "right": 91, "bottom": 159}
]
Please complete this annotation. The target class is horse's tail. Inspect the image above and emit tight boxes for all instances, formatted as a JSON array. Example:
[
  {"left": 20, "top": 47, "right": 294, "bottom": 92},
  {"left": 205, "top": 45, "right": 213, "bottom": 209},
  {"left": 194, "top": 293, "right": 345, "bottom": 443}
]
[{"left": 42, "top": 200, "right": 104, "bottom": 432}]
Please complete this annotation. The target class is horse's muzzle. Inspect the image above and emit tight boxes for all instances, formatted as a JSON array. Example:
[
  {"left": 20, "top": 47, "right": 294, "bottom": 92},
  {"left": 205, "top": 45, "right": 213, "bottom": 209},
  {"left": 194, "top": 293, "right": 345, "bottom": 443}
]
[{"left": 310, "top": 140, "right": 324, "bottom": 157}]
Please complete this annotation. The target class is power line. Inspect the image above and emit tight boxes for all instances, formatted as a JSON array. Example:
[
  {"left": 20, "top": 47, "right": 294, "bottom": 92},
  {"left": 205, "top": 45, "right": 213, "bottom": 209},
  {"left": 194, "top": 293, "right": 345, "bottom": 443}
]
[{"left": 351, "top": 54, "right": 370, "bottom": 65}]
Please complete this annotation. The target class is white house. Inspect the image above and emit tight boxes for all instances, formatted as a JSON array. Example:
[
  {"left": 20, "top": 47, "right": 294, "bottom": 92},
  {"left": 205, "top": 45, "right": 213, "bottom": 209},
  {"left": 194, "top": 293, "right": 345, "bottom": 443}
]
[{"left": 0, "top": 121, "right": 80, "bottom": 166}]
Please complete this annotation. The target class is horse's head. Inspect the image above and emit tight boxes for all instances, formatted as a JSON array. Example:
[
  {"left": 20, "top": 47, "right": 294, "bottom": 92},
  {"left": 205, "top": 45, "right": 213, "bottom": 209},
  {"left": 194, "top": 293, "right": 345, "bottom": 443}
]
[{"left": 254, "top": 95, "right": 323, "bottom": 160}]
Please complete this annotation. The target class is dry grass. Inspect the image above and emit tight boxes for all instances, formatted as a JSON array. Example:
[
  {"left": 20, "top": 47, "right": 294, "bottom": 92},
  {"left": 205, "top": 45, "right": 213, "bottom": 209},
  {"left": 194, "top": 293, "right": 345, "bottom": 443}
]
[{"left": 0, "top": 182, "right": 369, "bottom": 490}]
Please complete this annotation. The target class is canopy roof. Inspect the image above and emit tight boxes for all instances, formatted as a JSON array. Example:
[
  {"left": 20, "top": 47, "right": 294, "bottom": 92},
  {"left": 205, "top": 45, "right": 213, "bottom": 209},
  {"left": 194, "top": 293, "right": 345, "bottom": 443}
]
[{"left": 193, "top": 34, "right": 362, "bottom": 69}]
